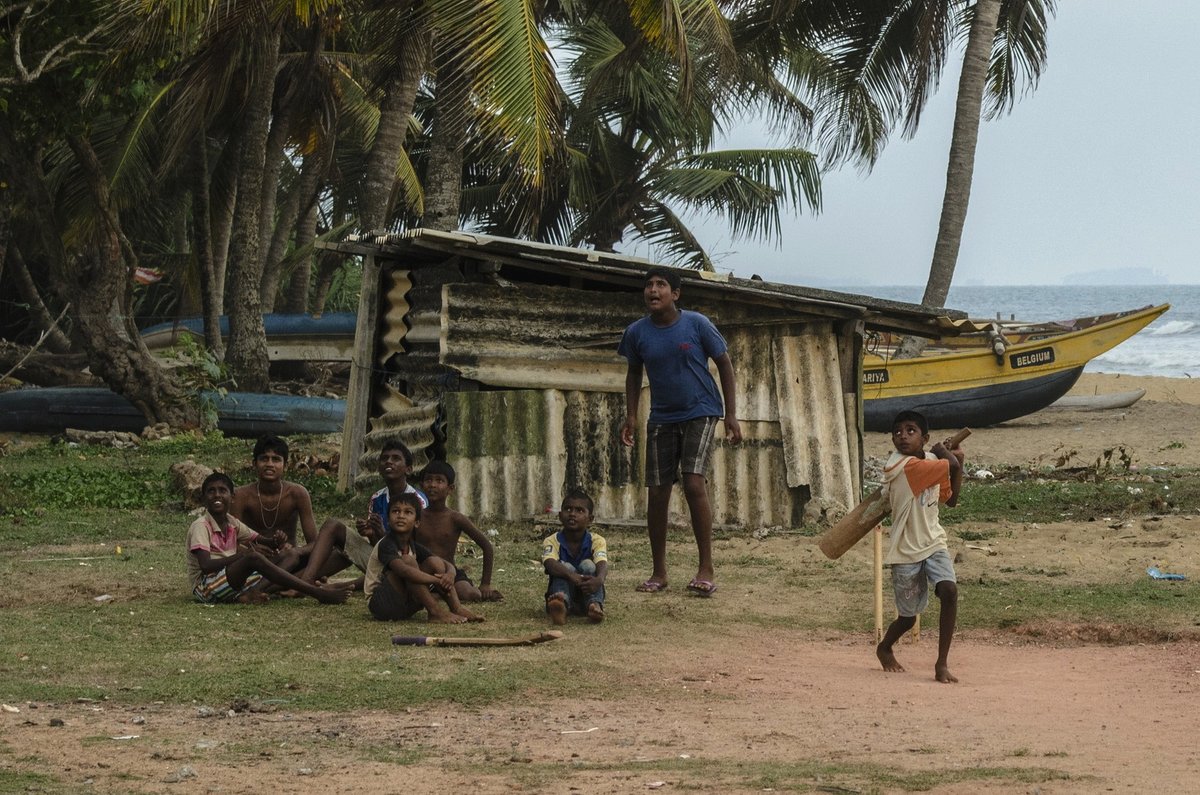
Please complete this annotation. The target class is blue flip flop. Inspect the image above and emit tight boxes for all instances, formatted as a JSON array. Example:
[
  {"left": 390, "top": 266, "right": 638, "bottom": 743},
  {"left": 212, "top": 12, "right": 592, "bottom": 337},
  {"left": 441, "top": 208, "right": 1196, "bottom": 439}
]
[{"left": 686, "top": 578, "right": 717, "bottom": 597}]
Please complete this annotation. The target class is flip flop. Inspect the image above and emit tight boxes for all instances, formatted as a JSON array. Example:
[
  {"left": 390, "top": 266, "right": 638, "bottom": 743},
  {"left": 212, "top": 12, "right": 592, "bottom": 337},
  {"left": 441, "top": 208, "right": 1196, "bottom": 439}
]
[
  {"left": 686, "top": 578, "right": 717, "bottom": 597},
  {"left": 635, "top": 579, "right": 668, "bottom": 593}
]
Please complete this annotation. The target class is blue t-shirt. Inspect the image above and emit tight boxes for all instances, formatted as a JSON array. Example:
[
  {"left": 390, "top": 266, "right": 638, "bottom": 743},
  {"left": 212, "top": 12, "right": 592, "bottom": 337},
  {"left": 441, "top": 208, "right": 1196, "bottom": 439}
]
[
  {"left": 618, "top": 309, "right": 727, "bottom": 423},
  {"left": 369, "top": 484, "right": 429, "bottom": 529}
]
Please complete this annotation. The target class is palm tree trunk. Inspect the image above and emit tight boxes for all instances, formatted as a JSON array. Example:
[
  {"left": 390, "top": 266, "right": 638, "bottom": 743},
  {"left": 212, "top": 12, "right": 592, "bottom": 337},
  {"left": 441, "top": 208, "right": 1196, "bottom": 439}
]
[
  {"left": 895, "top": 0, "right": 1002, "bottom": 360},
  {"left": 209, "top": 132, "right": 239, "bottom": 314},
  {"left": 282, "top": 202, "right": 318, "bottom": 314},
  {"left": 360, "top": 27, "right": 428, "bottom": 230},
  {"left": 924, "top": 0, "right": 1002, "bottom": 307},
  {"left": 421, "top": 45, "right": 470, "bottom": 231},
  {"left": 261, "top": 145, "right": 326, "bottom": 309},
  {"left": 192, "top": 141, "right": 224, "bottom": 358},
  {"left": 225, "top": 25, "right": 282, "bottom": 393}
]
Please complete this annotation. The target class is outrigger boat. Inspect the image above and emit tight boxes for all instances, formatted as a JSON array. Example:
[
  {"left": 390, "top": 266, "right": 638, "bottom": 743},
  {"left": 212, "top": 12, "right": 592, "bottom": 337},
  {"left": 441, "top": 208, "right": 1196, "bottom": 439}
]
[{"left": 862, "top": 303, "right": 1169, "bottom": 431}]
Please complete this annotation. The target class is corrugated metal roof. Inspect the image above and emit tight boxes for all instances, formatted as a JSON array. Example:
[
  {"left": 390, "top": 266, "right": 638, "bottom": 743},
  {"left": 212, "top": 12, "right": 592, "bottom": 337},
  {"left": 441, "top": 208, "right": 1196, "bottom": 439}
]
[{"left": 323, "top": 229, "right": 971, "bottom": 337}]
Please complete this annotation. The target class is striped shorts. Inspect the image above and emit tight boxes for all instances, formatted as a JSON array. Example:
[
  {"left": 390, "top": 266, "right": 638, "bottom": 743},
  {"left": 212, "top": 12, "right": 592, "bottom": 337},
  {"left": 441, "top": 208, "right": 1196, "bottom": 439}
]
[
  {"left": 193, "top": 569, "right": 265, "bottom": 604},
  {"left": 644, "top": 416, "right": 718, "bottom": 486}
]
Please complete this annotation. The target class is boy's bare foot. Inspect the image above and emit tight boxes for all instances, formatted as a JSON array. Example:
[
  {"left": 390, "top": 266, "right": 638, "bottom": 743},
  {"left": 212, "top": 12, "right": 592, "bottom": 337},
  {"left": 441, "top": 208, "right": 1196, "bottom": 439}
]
[
  {"left": 316, "top": 588, "right": 349, "bottom": 605},
  {"left": 236, "top": 591, "right": 270, "bottom": 605},
  {"left": 935, "top": 664, "right": 958, "bottom": 683},
  {"left": 277, "top": 589, "right": 304, "bottom": 599},
  {"left": 455, "top": 607, "right": 485, "bottom": 622},
  {"left": 429, "top": 611, "right": 469, "bottom": 624},
  {"left": 876, "top": 643, "right": 905, "bottom": 673},
  {"left": 546, "top": 595, "right": 567, "bottom": 626},
  {"left": 587, "top": 602, "right": 605, "bottom": 623}
]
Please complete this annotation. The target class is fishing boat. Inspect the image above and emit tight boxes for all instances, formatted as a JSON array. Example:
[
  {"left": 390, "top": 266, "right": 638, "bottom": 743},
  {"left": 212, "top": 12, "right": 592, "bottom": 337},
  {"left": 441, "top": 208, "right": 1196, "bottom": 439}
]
[
  {"left": 862, "top": 303, "right": 1169, "bottom": 431},
  {"left": 0, "top": 388, "right": 345, "bottom": 437},
  {"left": 870, "top": 304, "right": 1166, "bottom": 355},
  {"left": 140, "top": 312, "right": 357, "bottom": 362}
]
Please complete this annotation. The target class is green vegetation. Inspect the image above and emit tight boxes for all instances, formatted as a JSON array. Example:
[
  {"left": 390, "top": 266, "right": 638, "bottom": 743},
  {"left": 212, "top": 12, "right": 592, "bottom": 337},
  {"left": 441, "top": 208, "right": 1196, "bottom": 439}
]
[{"left": 0, "top": 438, "right": 1194, "bottom": 790}]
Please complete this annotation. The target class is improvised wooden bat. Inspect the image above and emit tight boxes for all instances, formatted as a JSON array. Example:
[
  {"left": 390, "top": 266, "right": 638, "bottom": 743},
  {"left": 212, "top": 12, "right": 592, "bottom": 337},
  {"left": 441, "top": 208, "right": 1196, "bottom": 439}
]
[
  {"left": 818, "top": 428, "right": 971, "bottom": 560},
  {"left": 391, "top": 630, "right": 565, "bottom": 647}
]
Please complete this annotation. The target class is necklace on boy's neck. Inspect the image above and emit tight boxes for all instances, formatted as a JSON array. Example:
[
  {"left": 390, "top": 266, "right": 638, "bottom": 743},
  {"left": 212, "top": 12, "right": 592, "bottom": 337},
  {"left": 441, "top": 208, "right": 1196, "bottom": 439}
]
[{"left": 256, "top": 483, "right": 288, "bottom": 530}]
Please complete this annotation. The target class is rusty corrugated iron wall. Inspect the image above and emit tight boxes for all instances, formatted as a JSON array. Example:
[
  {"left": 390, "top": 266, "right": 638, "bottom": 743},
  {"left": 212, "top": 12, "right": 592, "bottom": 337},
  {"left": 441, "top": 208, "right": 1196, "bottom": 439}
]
[{"left": 359, "top": 268, "right": 860, "bottom": 530}]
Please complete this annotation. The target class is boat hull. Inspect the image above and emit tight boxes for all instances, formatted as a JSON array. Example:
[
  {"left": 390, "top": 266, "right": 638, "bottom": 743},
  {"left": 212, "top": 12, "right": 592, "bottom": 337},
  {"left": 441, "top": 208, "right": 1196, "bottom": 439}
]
[
  {"left": 861, "top": 303, "right": 1169, "bottom": 431},
  {"left": 864, "top": 367, "right": 1083, "bottom": 431},
  {"left": 0, "top": 388, "right": 345, "bottom": 437}
]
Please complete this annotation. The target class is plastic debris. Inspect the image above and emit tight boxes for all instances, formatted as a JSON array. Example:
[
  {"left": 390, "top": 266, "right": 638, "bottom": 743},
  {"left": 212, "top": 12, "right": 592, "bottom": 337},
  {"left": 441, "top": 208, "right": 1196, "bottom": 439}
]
[{"left": 1147, "top": 566, "right": 1186, "bottom": 581}]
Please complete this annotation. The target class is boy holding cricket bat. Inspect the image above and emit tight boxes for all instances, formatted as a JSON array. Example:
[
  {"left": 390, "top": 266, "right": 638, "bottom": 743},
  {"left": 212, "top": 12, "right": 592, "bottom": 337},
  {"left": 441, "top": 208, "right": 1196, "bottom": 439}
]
[
  {"left": 364, "top": 492, "right": 482, "bottom": 623},
  {"left": 877, "top": 410, "right": 965, "bottom": 683}
]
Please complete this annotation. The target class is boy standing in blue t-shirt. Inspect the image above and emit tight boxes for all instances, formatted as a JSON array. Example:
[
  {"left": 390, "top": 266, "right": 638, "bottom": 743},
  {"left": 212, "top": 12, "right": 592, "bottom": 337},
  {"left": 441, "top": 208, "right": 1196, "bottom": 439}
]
[{"left": 619, "top": 267, "right": 741, "bottom": 598}]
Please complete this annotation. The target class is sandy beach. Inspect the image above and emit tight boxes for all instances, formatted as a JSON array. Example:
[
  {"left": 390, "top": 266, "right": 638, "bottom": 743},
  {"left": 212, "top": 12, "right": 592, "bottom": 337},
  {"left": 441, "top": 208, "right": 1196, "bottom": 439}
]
[{"left": 866, "top": 372, "right": 1200, "bottom": 470}]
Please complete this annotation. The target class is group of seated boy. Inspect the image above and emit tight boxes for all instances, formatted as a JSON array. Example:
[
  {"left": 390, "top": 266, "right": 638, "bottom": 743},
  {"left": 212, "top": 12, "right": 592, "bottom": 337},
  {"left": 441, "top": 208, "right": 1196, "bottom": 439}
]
[{"left": 186, "top": 435, "right": 608, "bottom": 626}]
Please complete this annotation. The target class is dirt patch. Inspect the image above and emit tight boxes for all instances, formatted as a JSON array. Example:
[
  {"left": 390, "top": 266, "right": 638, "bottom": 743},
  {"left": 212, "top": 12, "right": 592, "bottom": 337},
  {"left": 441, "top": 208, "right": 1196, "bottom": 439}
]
[{"left": 4, "top": 631, "right": 1199, "bottom": 793}]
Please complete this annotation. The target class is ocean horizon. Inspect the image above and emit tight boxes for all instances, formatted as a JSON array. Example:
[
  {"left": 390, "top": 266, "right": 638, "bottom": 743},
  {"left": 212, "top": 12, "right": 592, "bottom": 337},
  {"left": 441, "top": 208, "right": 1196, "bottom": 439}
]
[{"left": 835, "top": 284, "right": 1199, "bottom": 380}]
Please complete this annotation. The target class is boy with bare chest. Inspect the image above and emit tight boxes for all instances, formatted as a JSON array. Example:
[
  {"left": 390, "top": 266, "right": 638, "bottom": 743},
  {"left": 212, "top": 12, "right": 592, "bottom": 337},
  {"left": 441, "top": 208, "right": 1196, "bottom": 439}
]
[{"left": 418, "top": 460, "right": 502, "bottom": 603}]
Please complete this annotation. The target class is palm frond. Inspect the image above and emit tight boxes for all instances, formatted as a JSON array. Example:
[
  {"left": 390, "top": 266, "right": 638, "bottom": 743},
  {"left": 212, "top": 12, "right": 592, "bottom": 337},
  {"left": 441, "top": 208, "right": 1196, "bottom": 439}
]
[
  {"left": 629, "top": 199, "right": 712, "bottom": 270},
  {"left": 987, "top": 0, "right": 1055, "bottom": 118}
]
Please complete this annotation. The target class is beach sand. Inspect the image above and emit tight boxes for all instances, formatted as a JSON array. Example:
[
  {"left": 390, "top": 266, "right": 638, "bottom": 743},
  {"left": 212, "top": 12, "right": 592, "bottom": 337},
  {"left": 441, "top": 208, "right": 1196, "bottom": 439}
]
[{"left": 867, "top": 372, "right": 1200, "bottom": 470}]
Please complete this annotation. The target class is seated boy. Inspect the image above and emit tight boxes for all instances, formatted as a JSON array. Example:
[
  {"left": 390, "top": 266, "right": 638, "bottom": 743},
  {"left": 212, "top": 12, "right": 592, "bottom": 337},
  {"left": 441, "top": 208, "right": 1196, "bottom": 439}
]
[
  {"left": 187, "top": 472, "right": 348, "bottom": 605},
  {"left": 877, "top": 410, "right": 965, "bottom": 683},
  {"left": 230, "top": 435, "right": 353, "bottom": 587},
  {"left": 541, "top": 488, "right": 607, "bottom": 624},
  {"left": 285, "top": 438, "right": 428, "bottom": 588},
  {"left": 419, "top": 460, "right": 503, "bottom": 603},
  {"left": 364, "top": 492, "right": 482, "bottom": 623}
]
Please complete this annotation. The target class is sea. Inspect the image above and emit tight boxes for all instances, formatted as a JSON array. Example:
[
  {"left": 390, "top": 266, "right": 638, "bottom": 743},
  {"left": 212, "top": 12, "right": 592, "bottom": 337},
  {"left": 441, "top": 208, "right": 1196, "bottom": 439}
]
[{"left": 835, "top": 284, "right": 1199, "bottom": 379}]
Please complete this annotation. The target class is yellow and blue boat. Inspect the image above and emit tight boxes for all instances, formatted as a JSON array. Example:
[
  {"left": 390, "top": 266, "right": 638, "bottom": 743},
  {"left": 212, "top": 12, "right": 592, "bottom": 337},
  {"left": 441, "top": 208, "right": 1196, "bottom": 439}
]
[{"left": 862, "top": 303, "right": 1170, "bottom": 431}]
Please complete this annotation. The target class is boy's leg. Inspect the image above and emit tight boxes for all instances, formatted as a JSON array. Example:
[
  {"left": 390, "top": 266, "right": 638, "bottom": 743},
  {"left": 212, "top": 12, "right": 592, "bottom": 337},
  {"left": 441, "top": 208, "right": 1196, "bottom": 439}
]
[
  {"left": 927, "top": 550, "right": 959, "bottom": 683},
  {"left": 228, "top": 549, "right": 348, "bottom": 604},
  {"left": 645, "top": 484, "right": 672, "bottom": 587},
  {"left": 639, "top": 422, "right": 679, "bottom": 591},
  {"left": 546, "top": 565, "right": 574, "bottom": 625},
  {"left": 679, "top": 417, "right": 719, "bottom": 589},
  {"left": 296, "top": 519, "right": 355, "bottom": 584},
  {"left": 421, "top": 560, "right": 483, "bottom": 622},
  {"left": 368, "top": 572, "right": 423, "bottom": 621},
  {"left": 877, "top": 562, "right": 926, "bottom": 673},
  {"left": 934, "top": 580, "right": 959, "bottom": 683},
  {"left": 586, "top": 583, "right": 606, "bottom": 623},
  {"left": 680, "top": 473, "right": 714, "bottom": 583},
  {"left": 453, "top": 568, "right": 483, "bottom": 603}
]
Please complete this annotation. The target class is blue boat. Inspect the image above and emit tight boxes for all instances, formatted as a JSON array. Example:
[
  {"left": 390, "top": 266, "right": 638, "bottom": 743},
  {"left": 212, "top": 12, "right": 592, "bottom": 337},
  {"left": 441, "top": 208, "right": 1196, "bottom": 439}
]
[
  {"left": 0, "top": 388, "right": 345, "bottom": 437},
  {"left": 140, "top": 313, "right": 357, "bottom": 362}
]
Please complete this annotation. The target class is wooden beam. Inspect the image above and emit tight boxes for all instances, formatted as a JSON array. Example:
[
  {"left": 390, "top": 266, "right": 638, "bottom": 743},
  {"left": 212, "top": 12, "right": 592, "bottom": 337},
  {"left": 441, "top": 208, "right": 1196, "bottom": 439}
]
[{"left": 338, "top": 253, "right": 381, "bottom": 492}]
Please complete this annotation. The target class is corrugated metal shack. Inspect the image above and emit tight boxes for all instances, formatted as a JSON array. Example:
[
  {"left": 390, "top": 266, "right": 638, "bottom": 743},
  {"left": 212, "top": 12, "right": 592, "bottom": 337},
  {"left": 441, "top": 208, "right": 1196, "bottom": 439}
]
[{"left": 322, "top": 230, "right": 963, "bottom": 531}]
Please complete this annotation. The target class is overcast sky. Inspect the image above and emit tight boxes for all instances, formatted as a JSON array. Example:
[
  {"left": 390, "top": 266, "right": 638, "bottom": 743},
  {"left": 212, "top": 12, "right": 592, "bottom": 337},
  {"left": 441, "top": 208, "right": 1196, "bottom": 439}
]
[{"left": 623, "top": 3, "right": 1200, "bottom": 287}]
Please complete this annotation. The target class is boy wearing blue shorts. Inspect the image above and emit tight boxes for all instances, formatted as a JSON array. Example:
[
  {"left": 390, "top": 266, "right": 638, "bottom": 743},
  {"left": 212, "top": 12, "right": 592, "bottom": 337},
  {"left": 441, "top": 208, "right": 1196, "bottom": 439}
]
[
  {"left": 619, "top": 267, "right": 741, "bottom": 597},
  {"left": 877, "top": 410, "right": 965, "bottom": 683}
]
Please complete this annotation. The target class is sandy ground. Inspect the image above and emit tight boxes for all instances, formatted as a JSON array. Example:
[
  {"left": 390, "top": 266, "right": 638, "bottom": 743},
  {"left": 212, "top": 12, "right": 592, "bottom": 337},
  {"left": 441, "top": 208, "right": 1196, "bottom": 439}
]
[{"left": 3, "top": 373, "right": 1199, "bottom": 793}]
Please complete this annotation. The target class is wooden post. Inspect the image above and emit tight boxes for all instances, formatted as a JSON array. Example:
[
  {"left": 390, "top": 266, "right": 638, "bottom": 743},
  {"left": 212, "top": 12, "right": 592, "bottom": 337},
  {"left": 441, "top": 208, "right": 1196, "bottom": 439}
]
[
  {"left": 873, "top": 524, "right": 884, "bottom": 642},
  {"left": 337, "top": 252, "right": 381, "bottom": 492}
]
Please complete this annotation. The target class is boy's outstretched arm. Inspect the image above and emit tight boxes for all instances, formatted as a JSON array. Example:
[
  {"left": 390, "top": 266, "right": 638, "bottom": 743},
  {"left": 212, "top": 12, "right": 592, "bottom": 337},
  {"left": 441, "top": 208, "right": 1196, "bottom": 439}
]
[
  {"left": 460, "top": 518, "right": 503, "bottom": 600},
  {"left": 621, "top": 362, "right": 643, "bottom": 447},
  {"left": 294, "top": 486, "right": 318, "bottom": 545},
  {"left": 713, "top": 352, "right": 742, "bottom": 443}
]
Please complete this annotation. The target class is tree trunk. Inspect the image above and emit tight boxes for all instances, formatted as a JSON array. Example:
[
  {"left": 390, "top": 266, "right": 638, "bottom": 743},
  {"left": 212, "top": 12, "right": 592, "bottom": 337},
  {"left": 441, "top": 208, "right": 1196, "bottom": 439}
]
[
  {"left": 282, "top": 201, "right": 318, "bottom": 313},
  {"left": 8, "top": 245, "right": 72, "bottom": 353},
  {"left": 360, "top": 28, "right": 428, "bottom": 231},
  {"left": 925, "top": 0, "right": 1001, "bottom": 306},
  {"left": 262, "top": 144, "right": 327, "bottom": 309},
  {"left": 224, "top": 25, "right": 282, "bottom": 393},
  {"left": 421, "top": 45, "right": 470, "bottom": 232},
  {"left": 65, "top": 134, "right": 201, "bottom": 428},
  {"left": 209, "top": 132, "right": 239, "bottom": 314},
  {"left": 192, "top": 141, "right": 224, "bottom": 357},
  {"left": 0, "top": 341, "right": 98, "bottom": 387},
  {"left": 896, "top": 0, "right": 1001, "bottom": 360}
]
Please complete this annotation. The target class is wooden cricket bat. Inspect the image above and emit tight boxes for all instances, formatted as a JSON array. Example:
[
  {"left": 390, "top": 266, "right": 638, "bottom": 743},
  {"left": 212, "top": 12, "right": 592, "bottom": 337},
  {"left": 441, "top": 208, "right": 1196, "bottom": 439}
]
[
  {"left": 391, "top": 630, "right": 564, "bottom": 647},
  {"left": 818, "top": 428, "right": 971, "bottom": 560}
]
